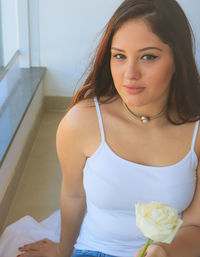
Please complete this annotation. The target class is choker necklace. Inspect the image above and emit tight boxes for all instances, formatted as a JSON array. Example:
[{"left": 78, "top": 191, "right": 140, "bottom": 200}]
[{"left": 122, "top": 101, "right": 168, "bottom": 124}]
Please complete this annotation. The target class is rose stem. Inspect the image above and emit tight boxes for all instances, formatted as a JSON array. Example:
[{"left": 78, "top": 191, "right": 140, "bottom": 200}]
[{"left": 139, "top": 238, "right": 151, "bottom": 257}]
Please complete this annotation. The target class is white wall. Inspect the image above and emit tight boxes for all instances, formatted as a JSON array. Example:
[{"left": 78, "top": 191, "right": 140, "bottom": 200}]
[
  {"left": 177, "top": 0, "right": 200, "bottom": 70},
  {"left": 38, "top": 0, "right": 200, "bottom": 97},
  {"left": 39, "top": 0, "right": 123, "bottom": 96}
]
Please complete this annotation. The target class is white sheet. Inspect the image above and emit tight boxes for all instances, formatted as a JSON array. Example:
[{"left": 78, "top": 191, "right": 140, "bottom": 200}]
[{"left": 0, "top": 210, "right": 61, "bottom": 257}]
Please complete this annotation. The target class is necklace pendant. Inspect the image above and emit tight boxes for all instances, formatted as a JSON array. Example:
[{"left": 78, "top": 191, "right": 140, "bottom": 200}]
[
  {"left": 140, "top": 116, "right": 149, "bottom": 123},
  {"left": 122, "top": 101, "right": 167, "bottom": 124}
]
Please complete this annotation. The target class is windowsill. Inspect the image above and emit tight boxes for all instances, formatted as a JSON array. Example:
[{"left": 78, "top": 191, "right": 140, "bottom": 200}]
[{"left": 0, "top": 66, "right": 46, "bottom": 166}]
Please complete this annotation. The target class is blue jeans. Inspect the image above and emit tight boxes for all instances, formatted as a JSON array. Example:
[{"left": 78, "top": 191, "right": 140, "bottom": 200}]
[{"left": 72, "top": 249, "right": 117, "bottom": 257}]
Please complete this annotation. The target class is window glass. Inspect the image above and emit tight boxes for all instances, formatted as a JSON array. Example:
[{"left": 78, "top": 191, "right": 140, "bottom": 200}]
[{"left": 0, "top": 1, "right": 4, "bottom": 71}]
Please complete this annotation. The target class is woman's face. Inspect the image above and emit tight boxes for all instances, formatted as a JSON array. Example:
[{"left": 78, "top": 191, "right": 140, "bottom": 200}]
[{"left": 110, "top": 19, "right": 175, "bottom": 108}]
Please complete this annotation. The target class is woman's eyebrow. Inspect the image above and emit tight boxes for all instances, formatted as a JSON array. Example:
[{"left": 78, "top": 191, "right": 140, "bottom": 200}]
[
  {"left": 138, "top": 46, "right": 162, "bottom": 52},
  {"left": 111, "top": 47, "right": 125, "bottom": 52},
  {"left": 111, "top": 46, "right": 162, "bottom": 52}
]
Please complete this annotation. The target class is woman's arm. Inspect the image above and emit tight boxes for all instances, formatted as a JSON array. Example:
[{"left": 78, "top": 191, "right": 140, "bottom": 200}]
[
  {"left": 56, "top": 106, "right": 89, "bottom": 257},
  {"left": 155, "top": 163, "right": 200, "bottom": 257}
]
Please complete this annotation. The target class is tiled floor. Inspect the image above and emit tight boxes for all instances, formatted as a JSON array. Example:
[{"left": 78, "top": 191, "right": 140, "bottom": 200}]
[{"left": 3, "top": 111, "right": 65, "bottom": 230}]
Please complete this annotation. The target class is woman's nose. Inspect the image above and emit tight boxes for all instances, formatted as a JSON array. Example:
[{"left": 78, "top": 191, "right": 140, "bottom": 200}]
[{"left": 124, "top": 62, "right": 141, "bottom": 80}]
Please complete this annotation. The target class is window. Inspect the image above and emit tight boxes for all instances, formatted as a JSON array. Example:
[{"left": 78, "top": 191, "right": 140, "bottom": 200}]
[
  {"left": 0, "top": 0, "right": 19, "bottom": 69},
  {"left": 0, "top": 0, "right": 43, "bottom": 165},
  {"left": 0, "top": 1, "right": 4, "bottom": 73}
]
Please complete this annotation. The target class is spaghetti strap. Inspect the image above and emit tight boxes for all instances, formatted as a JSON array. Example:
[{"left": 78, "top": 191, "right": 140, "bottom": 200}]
[
  {"left": 94, "top": 97, "right": 105, "bottom": 141},
  {"left": 191, "top": 120, "right": 200, "bottom": 150}
]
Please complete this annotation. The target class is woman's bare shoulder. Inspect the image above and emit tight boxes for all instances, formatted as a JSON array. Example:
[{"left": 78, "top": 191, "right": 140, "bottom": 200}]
[
  {"left": 57, "top": 98, "right": 98, "bottom": 142},
  {"left": 64, "top": 98, "right": 96, "bottom": 125},
  {"left": 194, "top": 120, "right": 200, "bottom": 159},
  {"left": 56, "top": 98, "right": 101, "bottom": 158}
]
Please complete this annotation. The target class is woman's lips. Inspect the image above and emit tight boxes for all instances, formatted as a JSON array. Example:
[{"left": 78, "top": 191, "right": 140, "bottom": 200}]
[{"left": 123, "top": 85, "right": 145, "bottom": 95}]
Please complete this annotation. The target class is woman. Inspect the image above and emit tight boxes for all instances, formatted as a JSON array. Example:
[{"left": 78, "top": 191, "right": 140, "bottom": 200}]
[{"left": 18, "top": 0, "right": 200, "bottom": 256}]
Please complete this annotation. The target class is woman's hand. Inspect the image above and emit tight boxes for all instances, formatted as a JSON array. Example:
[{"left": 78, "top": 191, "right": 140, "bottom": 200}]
[
  {"left": 17, "top": 238, "right": 63, "bottom": 257},
  {"left": 134, "top": 244, "right": 168, "bottom": 257}
]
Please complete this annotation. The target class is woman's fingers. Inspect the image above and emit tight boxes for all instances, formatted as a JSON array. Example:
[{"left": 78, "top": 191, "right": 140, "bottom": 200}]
[
  {"left": 134, "top": 246, "right": 147, "bottom": 257},
  {"left": 17, "top": 238, "right": 60, "bottom": 257},
  {"left": 146, "top": 244, "right": 168, "bottom": 257},
  {"left": 17, "top": 250, "right": 43, "bottom": 257},
  {"left": 134, "top": 244, "right": 167, "bottom": 257},
  {"left": 19, "top": 238, "right": 50, "bottom": 252}
]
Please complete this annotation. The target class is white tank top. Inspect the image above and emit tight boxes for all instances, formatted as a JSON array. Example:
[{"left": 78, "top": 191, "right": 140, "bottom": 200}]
[{"left": 74, "top": 97, "right": 198, "bottom": 257}]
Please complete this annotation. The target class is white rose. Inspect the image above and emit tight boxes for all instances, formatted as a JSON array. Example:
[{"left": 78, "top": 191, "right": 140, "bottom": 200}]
[{"left": 135, "top": 201, "right": 183, "bottom": 243}]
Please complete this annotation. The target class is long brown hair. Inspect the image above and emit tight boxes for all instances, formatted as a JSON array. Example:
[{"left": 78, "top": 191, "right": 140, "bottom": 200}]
[{"left": 71, "top": 0, "right": 200, "bottom": 124}]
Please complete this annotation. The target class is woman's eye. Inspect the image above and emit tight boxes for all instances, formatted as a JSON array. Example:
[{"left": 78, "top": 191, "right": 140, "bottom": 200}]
[
  {"left": 142, "top": 54, "right": 158, "bottom": 61},
  {"left": 113, "top": 54, "right": 126, "bottom": 60}
]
